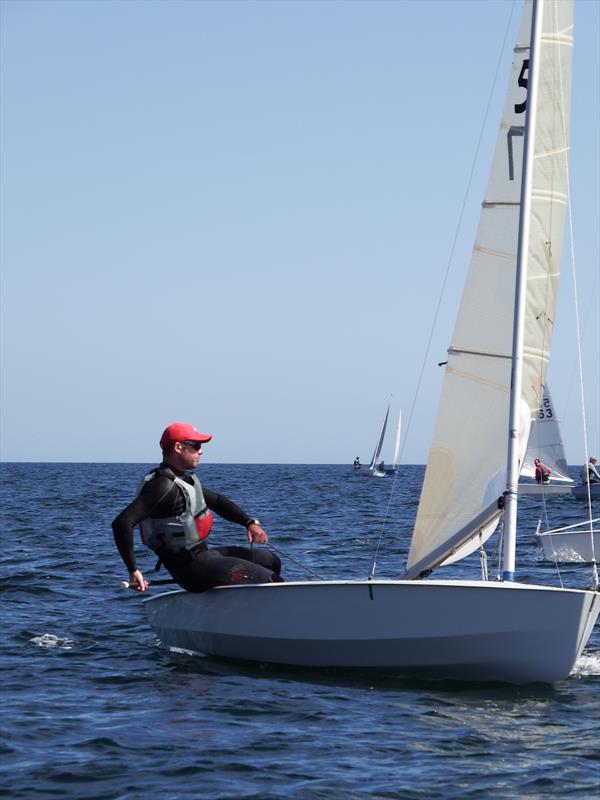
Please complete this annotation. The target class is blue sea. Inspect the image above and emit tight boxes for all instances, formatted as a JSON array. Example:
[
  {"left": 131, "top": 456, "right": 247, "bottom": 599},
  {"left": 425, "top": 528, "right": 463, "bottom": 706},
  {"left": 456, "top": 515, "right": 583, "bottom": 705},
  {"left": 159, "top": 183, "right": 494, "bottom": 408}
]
[{"left": 1, "top": 462, "right": 599, "bottom": 799}]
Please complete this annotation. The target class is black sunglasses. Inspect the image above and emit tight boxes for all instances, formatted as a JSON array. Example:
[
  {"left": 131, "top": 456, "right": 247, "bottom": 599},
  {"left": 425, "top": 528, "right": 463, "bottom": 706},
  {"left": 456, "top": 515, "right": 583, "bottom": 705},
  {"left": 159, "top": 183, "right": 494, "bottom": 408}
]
[{"left": 181, "top": 440, "right": 204, "bottom": 451}]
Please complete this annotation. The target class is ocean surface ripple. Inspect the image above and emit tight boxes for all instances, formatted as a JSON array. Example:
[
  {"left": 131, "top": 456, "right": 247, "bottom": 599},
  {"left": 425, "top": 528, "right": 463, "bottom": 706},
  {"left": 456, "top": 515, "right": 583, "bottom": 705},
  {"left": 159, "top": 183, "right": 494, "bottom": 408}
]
[{"left": 1, "top": 463, "right": 599, "bottom": 799}]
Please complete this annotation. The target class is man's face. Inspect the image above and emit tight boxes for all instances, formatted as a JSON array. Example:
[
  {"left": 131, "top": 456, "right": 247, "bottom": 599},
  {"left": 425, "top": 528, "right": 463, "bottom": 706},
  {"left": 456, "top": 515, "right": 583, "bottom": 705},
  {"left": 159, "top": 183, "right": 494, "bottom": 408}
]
[{"left": 171, "top": 440, "right": 204, "bottom": 470}]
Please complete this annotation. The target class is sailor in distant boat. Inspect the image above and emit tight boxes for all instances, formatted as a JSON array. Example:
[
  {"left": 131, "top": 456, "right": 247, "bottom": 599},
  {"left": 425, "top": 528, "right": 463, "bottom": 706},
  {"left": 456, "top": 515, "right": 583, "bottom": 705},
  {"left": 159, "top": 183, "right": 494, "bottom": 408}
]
[
  {"left": 580, "top": 456, "right": 600, "bottom": 484},
  {"left": 353, "top": 456, "right": 361, "bottom": 469},
  {"left": 112, "top": 421, "right": 283, "bottom": 592},
  {"left": 534, "top": 458, "right": 552, "bottom": 485}
]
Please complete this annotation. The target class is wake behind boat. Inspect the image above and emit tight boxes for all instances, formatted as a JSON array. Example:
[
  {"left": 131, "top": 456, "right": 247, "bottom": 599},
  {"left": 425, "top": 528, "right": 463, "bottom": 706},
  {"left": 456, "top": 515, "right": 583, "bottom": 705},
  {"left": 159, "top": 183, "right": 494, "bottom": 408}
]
[
  {"left": 536, "top": 518, "right": 600, "bottom": 563},
  {"left": 143, "top": 0, "right": 600, "bottom": 684}
]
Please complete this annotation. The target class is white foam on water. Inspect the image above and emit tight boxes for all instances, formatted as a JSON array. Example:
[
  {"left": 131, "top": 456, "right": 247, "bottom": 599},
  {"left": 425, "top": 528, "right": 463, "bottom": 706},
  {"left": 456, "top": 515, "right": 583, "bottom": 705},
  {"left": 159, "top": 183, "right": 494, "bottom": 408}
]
[
  {"left": 572, "top": 651, "right": 600, "bottom": 677},
  {"left": 29, "top": 633, "right": 75, "bottom": 650},
  {"left": 167, "top": 645, "right": 207, "bottom": 657}
]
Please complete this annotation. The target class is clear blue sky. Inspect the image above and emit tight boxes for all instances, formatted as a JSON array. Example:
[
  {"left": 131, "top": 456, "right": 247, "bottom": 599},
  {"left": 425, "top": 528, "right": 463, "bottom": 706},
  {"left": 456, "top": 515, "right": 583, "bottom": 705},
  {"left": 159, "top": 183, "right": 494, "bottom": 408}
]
[{"left": 1, "top": 0, "right": 598, "bottom": 464}]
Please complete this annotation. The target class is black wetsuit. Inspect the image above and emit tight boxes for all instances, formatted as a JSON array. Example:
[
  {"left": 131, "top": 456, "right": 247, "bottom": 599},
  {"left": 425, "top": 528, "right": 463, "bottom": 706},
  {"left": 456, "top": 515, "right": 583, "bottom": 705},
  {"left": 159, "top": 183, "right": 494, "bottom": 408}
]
[{"left": 112, "top": 463, "right": 282, "bottom": 592}]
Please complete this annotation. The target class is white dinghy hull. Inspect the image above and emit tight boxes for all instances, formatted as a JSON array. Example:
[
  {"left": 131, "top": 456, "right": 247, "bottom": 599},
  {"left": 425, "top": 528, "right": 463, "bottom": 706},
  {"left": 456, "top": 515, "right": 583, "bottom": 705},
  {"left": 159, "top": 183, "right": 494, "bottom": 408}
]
[
  {"left": 518, "top": 484, "right": 572, "bottom": 496},
  {"left": 144, "top": 580, "right": 600, "bottom": 684},
  {"left": 355, "top": 467, "right": 386, "bottom": 478}
]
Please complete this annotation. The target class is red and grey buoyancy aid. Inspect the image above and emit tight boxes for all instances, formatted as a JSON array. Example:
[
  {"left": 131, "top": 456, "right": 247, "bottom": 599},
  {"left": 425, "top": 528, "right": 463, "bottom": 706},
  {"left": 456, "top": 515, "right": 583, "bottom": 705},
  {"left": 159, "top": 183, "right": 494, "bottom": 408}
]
[{"left": 138, "top": 468, "right": 213, "bottom": 553}]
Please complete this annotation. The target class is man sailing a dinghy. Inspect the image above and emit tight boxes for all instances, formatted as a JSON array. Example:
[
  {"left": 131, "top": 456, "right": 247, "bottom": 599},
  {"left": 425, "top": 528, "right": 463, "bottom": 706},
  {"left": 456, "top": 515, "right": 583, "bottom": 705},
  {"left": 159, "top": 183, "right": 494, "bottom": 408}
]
[
  {"left": 580, "top": 456, "right": 600, "bottom": 484},
  {"left": 112, "top": 422, "right": 282, "bottom": 592},
  {"left": 534, "top": 458, "right": 552, "bottom": 485}
]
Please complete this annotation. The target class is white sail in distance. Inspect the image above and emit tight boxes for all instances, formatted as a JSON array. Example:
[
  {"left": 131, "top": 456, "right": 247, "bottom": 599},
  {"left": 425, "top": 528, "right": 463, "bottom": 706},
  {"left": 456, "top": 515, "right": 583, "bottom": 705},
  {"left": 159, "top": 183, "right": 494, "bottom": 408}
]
[
  {"left": 392, "top": 410, "right": 402, "bottom": 469},
  {"left": 369, "top": 403, "right": 390, "bottom": 469},
  {"left": 521, "top": 385, "right": 573, "bottom": 482}
]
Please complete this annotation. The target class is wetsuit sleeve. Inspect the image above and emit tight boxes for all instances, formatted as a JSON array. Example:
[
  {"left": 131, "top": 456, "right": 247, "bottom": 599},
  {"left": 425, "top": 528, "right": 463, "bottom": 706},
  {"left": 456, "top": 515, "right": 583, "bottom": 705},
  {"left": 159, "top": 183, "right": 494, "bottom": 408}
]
[
  {"left": 203, "top": 488, "right": 255, "bottom": 527},
  {"left": 112, "top": 476, "right": 180, "bottom": 572}
]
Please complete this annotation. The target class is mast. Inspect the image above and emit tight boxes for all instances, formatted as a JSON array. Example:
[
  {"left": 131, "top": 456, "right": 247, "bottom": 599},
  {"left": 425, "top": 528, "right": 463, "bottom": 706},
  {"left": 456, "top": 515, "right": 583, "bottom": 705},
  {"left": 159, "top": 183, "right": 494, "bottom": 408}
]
[{"left": 502, "top": 0, "right": 544, "bottom": 581}]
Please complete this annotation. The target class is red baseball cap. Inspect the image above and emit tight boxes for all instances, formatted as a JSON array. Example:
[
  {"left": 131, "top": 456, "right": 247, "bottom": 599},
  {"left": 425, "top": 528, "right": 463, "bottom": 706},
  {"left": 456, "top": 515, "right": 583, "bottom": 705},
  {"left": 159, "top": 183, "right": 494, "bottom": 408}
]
[{"left": 159, "top": 422, "right": 212, "bottom": 449}]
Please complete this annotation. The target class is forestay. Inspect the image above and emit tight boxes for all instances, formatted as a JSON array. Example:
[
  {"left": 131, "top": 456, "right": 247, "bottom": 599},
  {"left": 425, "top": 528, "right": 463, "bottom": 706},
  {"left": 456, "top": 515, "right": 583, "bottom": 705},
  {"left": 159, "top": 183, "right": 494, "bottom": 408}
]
[{"left": 405, "top": 0, "right": 572, "bottom": 577}]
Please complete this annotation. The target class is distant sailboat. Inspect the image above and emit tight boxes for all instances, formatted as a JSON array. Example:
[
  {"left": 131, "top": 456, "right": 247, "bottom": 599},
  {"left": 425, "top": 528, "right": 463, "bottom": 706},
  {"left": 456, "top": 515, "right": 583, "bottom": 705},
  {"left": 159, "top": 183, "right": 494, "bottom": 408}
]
[
  {"left": 519, "top": 385, "right": 574, "bottom": 495},
  {"left": 355, "top": 404, "right": 401, "bottom": 478},
  {"left": 571, "top": 460, "right": 600, "bottom": 500}
]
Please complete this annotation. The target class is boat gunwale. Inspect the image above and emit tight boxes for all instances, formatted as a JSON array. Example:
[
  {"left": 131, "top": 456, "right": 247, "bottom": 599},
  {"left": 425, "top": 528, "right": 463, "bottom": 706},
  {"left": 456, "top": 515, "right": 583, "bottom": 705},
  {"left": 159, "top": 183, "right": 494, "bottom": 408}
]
[{"left": 142, "top": 577, "right": 600, "bottom": 605}]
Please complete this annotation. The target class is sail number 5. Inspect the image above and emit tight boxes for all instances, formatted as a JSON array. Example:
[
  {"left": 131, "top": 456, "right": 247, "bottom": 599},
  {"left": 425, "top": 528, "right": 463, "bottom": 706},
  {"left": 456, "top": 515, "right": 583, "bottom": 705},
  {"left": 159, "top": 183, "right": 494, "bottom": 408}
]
[
  {"left": 507, "top": 58, "right": 529, "bottom": 180},
  {"left": 514, "top": 59, "right": 529, "bottom": 114}
]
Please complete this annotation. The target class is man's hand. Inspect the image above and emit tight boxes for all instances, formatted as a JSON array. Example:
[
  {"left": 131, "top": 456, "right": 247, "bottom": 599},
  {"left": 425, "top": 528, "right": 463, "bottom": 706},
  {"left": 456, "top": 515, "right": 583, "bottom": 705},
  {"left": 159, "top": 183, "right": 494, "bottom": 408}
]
[
  {"left": 130, "top": 569, "right": 149, "bottom": 592},
  {"left": 247, "top": 523, "right": 268, "bottom": 544}
]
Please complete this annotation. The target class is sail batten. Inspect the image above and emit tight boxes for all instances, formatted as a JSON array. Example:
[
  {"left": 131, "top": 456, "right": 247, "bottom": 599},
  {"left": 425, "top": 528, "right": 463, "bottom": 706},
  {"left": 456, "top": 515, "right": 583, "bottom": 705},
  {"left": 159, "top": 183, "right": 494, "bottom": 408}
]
[
  {"left": 482, "top": 202, "right": 520, "bottom": 209},
  {"left": 448, "top": 347, "right": 511, "bottom": 360}
]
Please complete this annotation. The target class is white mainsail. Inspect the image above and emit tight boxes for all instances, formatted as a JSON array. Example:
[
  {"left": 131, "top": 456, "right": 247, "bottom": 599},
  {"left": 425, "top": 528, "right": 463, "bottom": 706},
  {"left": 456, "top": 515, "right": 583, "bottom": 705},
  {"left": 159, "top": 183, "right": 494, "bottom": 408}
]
[
  {"left": 406, "top": 0, "right": 572, "bottom": 577},
  {"left": 521, "top": 385, "right": 573, "bottom": 482}
]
